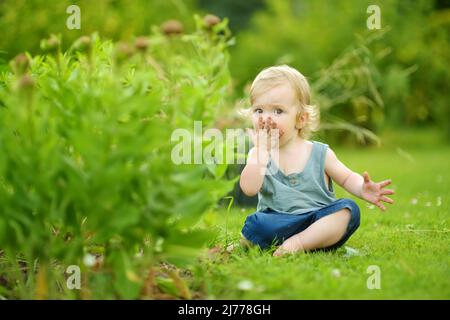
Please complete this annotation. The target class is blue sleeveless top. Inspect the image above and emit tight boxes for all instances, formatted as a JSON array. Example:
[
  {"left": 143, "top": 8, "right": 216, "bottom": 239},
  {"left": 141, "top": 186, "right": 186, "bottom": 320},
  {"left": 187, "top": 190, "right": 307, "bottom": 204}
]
[{"left": 257, "top": 141, "right": 337, "bottom": 214}]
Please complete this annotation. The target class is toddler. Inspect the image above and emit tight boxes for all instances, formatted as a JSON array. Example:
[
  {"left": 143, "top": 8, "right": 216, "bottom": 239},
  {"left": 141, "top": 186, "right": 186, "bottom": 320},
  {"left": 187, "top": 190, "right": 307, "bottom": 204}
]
[{"left": 239, "top": 65, "right": 395, "bottom": 256}]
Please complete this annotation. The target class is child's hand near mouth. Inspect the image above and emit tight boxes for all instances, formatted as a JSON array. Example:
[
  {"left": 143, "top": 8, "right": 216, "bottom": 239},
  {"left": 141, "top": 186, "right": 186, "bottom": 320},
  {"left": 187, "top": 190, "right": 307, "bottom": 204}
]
[{"left": 246, "top": 116, "right": 285, "bottom": 154}]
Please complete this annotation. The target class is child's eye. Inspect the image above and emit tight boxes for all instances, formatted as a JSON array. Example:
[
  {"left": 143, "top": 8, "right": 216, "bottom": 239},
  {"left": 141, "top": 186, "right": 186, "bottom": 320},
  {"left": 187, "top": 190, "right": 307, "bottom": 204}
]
[
  {"left": 253, "top": 108, "right": 263, "bottom": 114},
  {"left": 275, "top": 109, "right": 283, "bottom": 114}
]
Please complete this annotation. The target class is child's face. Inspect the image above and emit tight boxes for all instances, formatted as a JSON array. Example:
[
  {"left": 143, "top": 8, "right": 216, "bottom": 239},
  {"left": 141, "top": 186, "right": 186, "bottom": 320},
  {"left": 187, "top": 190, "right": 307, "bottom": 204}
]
[{"left": 251, "top": 83, "right": 302, "bottom": 145}]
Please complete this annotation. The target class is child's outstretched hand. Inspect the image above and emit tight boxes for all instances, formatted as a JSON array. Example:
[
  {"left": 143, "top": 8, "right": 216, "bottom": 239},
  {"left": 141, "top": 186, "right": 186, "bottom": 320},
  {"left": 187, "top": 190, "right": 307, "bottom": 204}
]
[{"left": 361, "top": 171, "right": 395, "bottom": 211}]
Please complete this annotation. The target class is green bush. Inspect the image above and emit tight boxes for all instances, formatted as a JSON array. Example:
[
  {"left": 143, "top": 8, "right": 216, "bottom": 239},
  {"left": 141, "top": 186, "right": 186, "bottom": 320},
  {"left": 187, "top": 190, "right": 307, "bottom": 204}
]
[{"left": 0, "top": 16, "right": 237, "bottom": 299}]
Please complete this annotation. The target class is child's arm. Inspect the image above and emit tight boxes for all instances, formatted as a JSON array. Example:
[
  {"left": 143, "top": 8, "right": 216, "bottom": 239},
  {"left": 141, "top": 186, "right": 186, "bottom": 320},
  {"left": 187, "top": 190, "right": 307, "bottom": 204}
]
[
  {"left": 240, "top": 116, "right": 281, "bottom": 197},
  {"left": 325, "top": 148, "right": 395, "bottom": 211},
  {"left": 239, "top": 147, "right": 270, "bottom": 197}
]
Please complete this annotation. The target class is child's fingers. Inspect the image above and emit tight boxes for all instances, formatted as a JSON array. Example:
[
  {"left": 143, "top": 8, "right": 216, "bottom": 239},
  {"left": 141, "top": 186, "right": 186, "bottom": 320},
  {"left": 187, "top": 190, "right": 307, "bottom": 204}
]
[
  {"left": 363, "top": 171, "right": 371, "bottom": 183},
  {"left": 375, "top": 201, "right": 386, "bottom": 211},
  {"left": 270, "top": 121, "right": 284, "bottom": 137},
  {"left": 380, "top": 196, "right": 394, "bottom": 204},
  {"left": 275, "top": 125, "right": 283, "bottom": 137},
  {"left": 382, "top": 189, "right": 395, "bottom": 195},
  {"left": 379, "top": 179, "right": 392, "bottom": 188},
  {"left": 271, "top": 128, "right": 280, "bottom": 140},
  {"left": 265, "top": 117, "right": 272, "bottom": 132},
  {"left": 269, "top": 118, "right": 275, "bottom": 134},
  {"left": 271, "top": 120, "right": 276, "bottom": 130}
]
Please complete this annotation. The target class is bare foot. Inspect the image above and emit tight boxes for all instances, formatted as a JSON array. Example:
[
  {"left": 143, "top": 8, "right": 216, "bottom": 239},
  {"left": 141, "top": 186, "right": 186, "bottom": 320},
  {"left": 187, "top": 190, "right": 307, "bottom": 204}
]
[
  {"left": 273, "top": 246, "right": 292, "bottom": 257},
  {"left": 273, "top": 236, "right": 305, "bottom": 257},
  {"left": 240, "top": 236, "right": 254, "bottom": 249},
  {"left": 226, "top": 236, "right": 254, "bottom": 253}
]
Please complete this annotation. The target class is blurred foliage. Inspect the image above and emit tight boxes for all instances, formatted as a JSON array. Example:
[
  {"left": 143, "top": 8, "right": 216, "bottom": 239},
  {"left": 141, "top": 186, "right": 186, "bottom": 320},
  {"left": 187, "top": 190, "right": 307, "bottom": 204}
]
[
  {"left": 230, "top": 0, "right": 450, "bottom": 141},
  {"left": 198, "top": 0, "right": 266, "bottom": 32},
  {"left": 0, "top": 0, "right": 197, "bottom": 59},
  {"left": 0, "top": 16, "right": 237, "bottom": 299}
]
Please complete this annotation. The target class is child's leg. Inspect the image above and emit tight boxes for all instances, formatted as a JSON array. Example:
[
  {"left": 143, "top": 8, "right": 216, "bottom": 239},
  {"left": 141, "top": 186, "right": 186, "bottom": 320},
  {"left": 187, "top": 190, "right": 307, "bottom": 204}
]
[
  {"left": 240, "top": 233, "right": 255, "bottom": 249},
  {"left": 273, "top": 208, "right": 351, "bottom": 256}
]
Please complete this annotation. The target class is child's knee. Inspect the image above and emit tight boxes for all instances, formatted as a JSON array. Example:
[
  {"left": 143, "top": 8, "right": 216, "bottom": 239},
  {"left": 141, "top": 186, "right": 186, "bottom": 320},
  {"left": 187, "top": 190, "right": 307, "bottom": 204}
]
[
  {"left": 340, "top": 208, "right": 352, "bottom": 221},
  {"left": 339, "top": 198, "right": 361, "bottom": 230}
]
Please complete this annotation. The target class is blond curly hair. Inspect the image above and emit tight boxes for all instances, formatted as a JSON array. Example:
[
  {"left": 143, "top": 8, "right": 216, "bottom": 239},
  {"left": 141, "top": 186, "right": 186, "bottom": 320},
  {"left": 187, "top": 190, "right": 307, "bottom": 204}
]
[{"left": 247, "top": 65, "right": 320, "bottom": 140}]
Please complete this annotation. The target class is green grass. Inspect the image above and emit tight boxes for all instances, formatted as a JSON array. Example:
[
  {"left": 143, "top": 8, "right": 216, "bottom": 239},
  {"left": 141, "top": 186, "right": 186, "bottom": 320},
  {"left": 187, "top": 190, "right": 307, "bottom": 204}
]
[{"left": 193, "top": 128, "right": 450, "bottom": 299}]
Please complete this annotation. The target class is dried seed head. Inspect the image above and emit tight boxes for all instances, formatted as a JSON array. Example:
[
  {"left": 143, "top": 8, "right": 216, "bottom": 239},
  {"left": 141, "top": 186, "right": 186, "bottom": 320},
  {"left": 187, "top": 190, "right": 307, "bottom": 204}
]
[
  {"left": 161, "top": 20, "right": 183, "bottom": 36},
  {"left": 11, "top": 53, "right": 30, "bottom": 75},
  {"left": 204, "top": 14, "right": 221, "bottom": 29},
  {"left": 18, "top": 74, "right": 35, "bottom": 91},
  {"left": 114, "top": 42, "right": 135, "bottom": 63},
  {"left": 135, "top": 36, "right": 150, "bottom": 52},
  {"left": 40, "top": 34, "right": 61, "bottom": 53},
  {"left": 73, "top": 36, "right": 92, "bottom": 53}
]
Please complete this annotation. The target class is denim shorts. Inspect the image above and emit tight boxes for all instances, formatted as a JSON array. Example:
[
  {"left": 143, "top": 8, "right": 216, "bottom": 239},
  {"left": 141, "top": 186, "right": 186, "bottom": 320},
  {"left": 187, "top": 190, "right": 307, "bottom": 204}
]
[{"left": 241, "top": 198, "right": 361, "bottom": 251}]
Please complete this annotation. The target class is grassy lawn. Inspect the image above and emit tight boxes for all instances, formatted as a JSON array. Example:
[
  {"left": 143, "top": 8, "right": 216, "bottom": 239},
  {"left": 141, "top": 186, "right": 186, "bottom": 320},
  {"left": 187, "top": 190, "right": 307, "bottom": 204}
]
[{"left": 193, "top": 128, "right": 450, "bottom": 299}]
